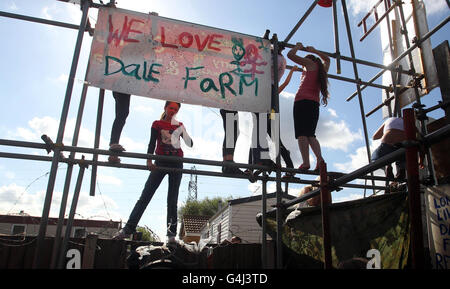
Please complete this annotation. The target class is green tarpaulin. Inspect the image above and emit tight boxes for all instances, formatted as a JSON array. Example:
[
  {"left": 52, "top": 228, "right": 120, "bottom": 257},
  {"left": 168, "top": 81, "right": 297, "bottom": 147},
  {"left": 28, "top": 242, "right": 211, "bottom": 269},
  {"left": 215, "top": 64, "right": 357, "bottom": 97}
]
[{"left": 264, "top": 192, "right": 410, "bottom": 269}]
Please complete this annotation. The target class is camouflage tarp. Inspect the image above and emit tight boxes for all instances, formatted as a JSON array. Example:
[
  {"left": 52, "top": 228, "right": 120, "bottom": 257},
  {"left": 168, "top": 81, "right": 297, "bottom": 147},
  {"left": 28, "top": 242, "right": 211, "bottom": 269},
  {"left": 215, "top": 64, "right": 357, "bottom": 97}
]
[{"left": 264, "top": 192, "right": 410, "bottom": 269}]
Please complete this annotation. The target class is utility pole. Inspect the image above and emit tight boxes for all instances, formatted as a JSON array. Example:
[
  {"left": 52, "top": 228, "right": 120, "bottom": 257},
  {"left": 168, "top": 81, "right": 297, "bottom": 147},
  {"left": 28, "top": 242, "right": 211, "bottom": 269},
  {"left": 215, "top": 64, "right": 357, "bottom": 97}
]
[{"left": 188, "top": 166, "right": 198, "bottom": 201}]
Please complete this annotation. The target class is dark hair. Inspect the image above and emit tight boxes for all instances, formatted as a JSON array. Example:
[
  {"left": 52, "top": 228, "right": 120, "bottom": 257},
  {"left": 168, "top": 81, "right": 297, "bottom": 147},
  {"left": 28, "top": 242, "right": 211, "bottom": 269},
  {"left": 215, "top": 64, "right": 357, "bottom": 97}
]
[
  {"left": 306, "top": 54, "right": 329, "bottom": 106},
  {"left": 161, "top": 101, "right": 181, "bottom": 120}
]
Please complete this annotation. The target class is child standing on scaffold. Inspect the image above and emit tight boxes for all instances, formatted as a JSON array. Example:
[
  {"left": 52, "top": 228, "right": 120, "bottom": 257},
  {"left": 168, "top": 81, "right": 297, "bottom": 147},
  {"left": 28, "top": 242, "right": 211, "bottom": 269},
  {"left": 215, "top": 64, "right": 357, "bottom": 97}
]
[
  {"left": 287, "top": 42, "right": 330, "bottom": 172},
  {"left": 114, "top": 101, "right": 193, "bottom": 244}
]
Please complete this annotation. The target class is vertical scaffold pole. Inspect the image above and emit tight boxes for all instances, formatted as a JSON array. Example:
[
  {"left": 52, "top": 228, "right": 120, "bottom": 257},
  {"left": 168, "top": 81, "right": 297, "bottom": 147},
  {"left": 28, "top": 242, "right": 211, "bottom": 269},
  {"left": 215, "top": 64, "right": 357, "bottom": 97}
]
[
  {"left": 403, "top": 108, "right": 425, "bottom": 269},
  {"left": 50, "top": 66, "right": 91, "bottom": 269},
  {"left": 57, "top": 157, "right": 89, "bottom": 269},
  {"left": 341, "top": 0, "right": 376, "bottom": 195},
  {"left": 33, "top": 0, "right": 91, "bottom": 269},
  {"left": 261, "top": 176, "right": 268, "bottom": 268},
  {"left": 319, "top": 161, "right": 332, "bottom": 269},
  {"left": 90, "top": 88, "right": 105, "bottom": 196},
  {"left": 272, "top": 34, "right": 283, "bottom": 269},
  {"left": 332, "top": 0, "right": 341, "bottom": 74}
]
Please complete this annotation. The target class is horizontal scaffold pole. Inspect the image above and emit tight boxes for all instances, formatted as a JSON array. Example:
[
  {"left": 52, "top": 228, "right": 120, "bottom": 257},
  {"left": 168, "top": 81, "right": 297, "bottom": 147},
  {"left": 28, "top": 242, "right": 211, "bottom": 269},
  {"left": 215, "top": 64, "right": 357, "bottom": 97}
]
[
  {"left": 283, "top": 43, "right": 419, "bottom": 77},
  {"left": 0, "top": 11, "right": 94, "bottom": 34},
  {"left": 0, "top": 138, "right": 390, "bottom": 189}
]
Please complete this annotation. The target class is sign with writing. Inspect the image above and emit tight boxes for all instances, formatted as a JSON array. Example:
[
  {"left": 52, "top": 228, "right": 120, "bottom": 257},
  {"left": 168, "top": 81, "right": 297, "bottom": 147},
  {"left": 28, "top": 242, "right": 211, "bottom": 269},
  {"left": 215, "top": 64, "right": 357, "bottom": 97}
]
[
  {"left": 86, "top": 7, "right": 272, "bottom": 112},
  {"left": 425, "top": 185, "right": 450, "bottom": 269}
]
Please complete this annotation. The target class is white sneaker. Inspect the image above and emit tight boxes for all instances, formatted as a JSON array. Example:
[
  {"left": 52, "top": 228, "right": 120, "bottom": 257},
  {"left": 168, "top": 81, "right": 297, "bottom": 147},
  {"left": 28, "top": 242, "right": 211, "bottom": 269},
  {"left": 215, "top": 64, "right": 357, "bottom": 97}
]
[{"left": 167, "top": 236, "right": 178, "bottom": 247}]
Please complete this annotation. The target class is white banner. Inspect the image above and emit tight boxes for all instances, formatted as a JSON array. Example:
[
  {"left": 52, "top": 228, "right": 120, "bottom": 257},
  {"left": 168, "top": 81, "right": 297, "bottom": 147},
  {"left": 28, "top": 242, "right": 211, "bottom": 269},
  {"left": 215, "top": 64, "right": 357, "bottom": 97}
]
[
  {"left": 86, "top": 7, "right": 272, "bottom": 112},
  {"left": 380, "top": 0, "right": 439, "bottom": 118}
]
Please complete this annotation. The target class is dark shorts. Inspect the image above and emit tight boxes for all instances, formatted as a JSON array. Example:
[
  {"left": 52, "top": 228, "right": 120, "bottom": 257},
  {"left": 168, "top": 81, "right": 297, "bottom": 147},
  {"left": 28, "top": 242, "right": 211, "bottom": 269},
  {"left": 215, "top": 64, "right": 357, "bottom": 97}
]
[{"left": 293, "top": 99, "right": 319, "bottom": 138}]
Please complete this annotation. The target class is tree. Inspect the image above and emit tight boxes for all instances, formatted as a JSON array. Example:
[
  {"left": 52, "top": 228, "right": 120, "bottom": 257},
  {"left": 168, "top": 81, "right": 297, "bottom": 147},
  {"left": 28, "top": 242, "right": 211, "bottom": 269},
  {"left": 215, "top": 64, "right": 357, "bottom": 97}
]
[
  {"left": 136, "top": 226, "right": 158, "bottom": 242},
  {"left": 178, "top": 196, "right": 232, "bottom": 219}
]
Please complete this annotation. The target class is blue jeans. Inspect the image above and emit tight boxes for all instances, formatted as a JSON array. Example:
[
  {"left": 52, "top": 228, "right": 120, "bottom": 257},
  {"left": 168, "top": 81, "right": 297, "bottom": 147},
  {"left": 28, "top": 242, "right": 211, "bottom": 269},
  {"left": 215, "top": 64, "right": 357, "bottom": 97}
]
[
  {"left": 371, "top": 143, "right": 405, "bottom": 178},
  {"left": 124, "top": 160, "right": 183, "bottom": 237}
]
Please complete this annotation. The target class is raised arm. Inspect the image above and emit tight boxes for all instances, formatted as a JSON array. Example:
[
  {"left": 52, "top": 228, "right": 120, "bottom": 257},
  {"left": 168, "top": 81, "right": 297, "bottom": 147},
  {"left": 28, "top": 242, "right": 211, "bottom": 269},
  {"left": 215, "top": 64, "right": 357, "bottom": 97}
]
[
  {"left": 278, "top": 65, "right": 300, "bottom": 93},
  {"left": 306, "top": 46, "right": 330, "bottom": 72},
  {"left": 287, "top": 42, "right": 316, "bottom": 70}
]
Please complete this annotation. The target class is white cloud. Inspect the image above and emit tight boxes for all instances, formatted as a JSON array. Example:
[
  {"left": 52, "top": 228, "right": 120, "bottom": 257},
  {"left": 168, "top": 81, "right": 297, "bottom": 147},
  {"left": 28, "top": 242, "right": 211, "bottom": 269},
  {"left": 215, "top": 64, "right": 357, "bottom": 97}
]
[
  {"left": 423, "top": 0, "right": 449, "bottom": 16},
  {"left": 15, "top": 127, "right": 38, "bottom": 141},
  {"left": 347, "top": 0, "right": 448, "bottom": 17},
  {"left": 12, "top": 116, "right": 147, "bottom": 152},
  {"left": 118, "top": 135, "right": 147, "bottom": 153},
  {"left": 10, "top": 116, "right": 148, "bottom": 165},
  {"left": 346, "top": 0, "right": 381, "bottom": 16},
  {"left": 183, "top": 137, "right": 222, "bottom": 161},
  {"left": 334, "top": 143, "right": 372, "bottom": 173},
  {"left": 97, "top": 174, "right": 123, "bottom": 186},
  {"left": 333, "top": 140, "right": 389, "bottom": 186},
  {"left": 0, "top": 184, "right": 22, "bottom": 206},
  {"left": 317, "top": 120, "right": 363, "bottom": 151},
  {"left": 327, "top": 108, "right": 338, "bottom": 118}
]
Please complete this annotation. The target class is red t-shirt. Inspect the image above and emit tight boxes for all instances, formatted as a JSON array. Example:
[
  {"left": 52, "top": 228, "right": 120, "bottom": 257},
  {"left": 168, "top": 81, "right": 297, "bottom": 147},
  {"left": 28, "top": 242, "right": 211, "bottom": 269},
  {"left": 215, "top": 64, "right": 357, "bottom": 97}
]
[
  {"left": 148, "top": 120, "right": 185, "bottom": 157},
  {"left": 295, "top": 69, "right": 320, "bottom": 103}
]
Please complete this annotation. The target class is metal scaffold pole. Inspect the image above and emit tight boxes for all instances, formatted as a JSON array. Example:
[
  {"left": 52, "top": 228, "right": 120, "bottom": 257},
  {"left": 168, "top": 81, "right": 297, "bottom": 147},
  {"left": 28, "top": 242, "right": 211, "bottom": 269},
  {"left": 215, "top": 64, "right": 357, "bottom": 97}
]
[
  {"left": 403, "top": 108, "right": 425, "bottom": 269},
  {"left": 261, "top": 176, "right": 268, "bottom": 268},
  {"left": 32, "top": 0, "right": 91, "bottom": 269},
  {"left": 341, "top": 0, "right": 376, "bottom": 194},
  {"left": 271, "top": 33, "right": 284, "bottom": 269},
  {"left": 0, "top": 0, "right": 447, "bottom": 270},
  {"left": 50, "top": 66, "right": 91, "bottom": 269},
  {"left": 89, "top": 88, "right": 105, "bottom": 196},
  {"left": 57, "top": 157, "right": 89, "bottom": 269}
]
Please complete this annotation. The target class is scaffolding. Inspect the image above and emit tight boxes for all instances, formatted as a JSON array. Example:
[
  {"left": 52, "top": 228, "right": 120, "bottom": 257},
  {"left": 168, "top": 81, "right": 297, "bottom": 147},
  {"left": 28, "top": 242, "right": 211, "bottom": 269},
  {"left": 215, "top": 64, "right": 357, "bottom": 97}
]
[{"left": 0, "top": 0, "right": 449, "bottom": 269}]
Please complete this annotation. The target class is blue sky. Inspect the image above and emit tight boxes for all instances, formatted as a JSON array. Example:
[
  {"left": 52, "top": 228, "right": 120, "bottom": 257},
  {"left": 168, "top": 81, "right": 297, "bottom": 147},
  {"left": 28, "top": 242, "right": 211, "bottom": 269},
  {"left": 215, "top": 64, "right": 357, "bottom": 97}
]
[{"left": 0, "top": 0, "right": 448, "bottom": 240}]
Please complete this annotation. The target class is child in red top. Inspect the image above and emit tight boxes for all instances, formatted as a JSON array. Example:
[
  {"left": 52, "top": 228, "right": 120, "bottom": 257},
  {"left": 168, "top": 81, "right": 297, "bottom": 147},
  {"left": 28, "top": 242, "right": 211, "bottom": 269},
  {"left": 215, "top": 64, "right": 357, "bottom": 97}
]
[
  {"left": 287, "top": 42, "right": 330, "bottom": 172},
  {"left": 149, "top": 117, "right": 188, "bottom": 158},
  {"left": 114, "top": 101, "right": 193, "bottom": 244}
]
